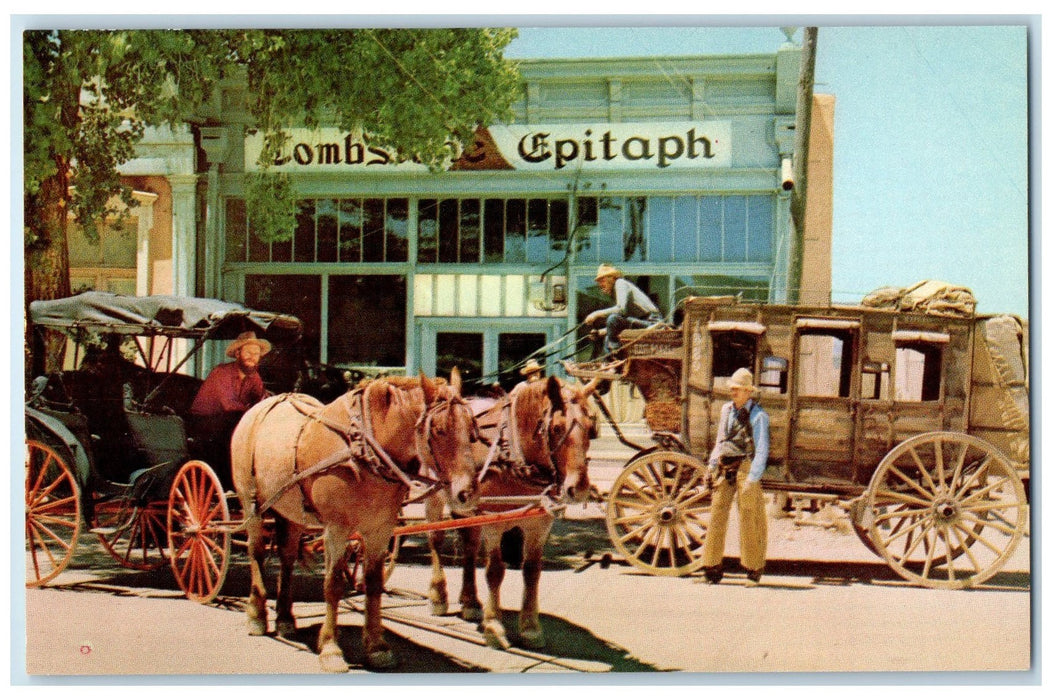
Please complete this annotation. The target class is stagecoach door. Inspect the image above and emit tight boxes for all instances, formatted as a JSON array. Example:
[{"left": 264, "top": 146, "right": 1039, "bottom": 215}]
[
  {"left": 417, "top": 320, "right": 564, "bottom": 393},
  {"left": 788, "top": 317, "right": 860, "bottom": 482}
]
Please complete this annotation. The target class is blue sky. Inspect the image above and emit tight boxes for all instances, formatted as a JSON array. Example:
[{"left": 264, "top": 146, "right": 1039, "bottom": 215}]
[{"left": 505, "top": 24, "right": 1032, "bottom": 318}]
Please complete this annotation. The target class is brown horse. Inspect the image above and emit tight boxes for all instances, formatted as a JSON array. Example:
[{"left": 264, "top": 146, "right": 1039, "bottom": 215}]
[
  {"left": 426, "top": 375, "right": 600, "bottom": 649},
  {"left": 231, "top": 370, "right": 480, "bottom": 672}
]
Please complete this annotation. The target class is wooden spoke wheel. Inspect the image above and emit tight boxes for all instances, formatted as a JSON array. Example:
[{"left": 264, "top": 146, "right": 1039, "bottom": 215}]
[
  {"left": 605, "top": 450, "right": 712, "bottom": 576},
  {"left": 167, "top": 460, "right": 231, "bottom": 603},
  {"left": 25, "top": 439, "right": 82, "bottom": 587},
  {"left": 92, "top": 498, "right": 168, "bottom": 571},
  {"left": 860, "top": 432, "right": 1028, "bottom": 589}
]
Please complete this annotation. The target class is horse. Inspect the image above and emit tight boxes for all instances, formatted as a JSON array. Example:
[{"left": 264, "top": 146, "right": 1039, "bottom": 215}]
[
  {"left": 425, "top": 375, "right": 600, "bottom": 649},
  {"left": 230, "top": 369, "right": 481, "bottom": 672}
]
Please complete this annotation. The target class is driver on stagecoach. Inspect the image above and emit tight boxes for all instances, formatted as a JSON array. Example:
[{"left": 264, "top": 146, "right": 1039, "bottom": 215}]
[{"left": 188, "top": 331, "right": 271, "bottom": 486}]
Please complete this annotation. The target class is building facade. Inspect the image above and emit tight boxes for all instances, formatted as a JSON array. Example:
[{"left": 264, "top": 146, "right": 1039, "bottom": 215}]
[{"left": 176, "top": 41, "right": 831, "bottom": 391}]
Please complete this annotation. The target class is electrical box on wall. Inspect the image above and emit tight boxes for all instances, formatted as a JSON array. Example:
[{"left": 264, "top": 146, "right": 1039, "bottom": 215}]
[{"left": 530, "top": 276, "right": 568, "bottom": 312}]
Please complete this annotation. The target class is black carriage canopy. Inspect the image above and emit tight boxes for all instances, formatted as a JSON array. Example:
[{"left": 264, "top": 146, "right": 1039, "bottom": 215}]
[{"left": 29, "top": 291, "right": 302, "bottom": 343}]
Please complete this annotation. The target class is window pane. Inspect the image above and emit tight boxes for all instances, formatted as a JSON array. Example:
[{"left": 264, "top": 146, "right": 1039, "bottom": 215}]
[
  {"left": 438, "top": 199, "right": 459, "bottom": 263},
  {"left": 597, "top": 196, "right": 624, "bottom": 262},
  {"left": 574, "top": 197, "right": 599, "bottom": 263},
  {"left": 699, "top": 197, "right": 722, "bottom": 261},
  {"left": 498, "top": 333, "right": 546, "bottom": 391},
  {"left": 328, "top": 275, "right": 407, "bottom": 366},
  {"left": 624, "top": 197, "right": 647, "bottom": 262},
  {"left": 418, "top": 199, "right": 438, "bottom": 263},
  {"left": 504, "top": 199, "right": 526, "bottom": 263},
  {"left": 723, "top": 196, "right": 748, "bottom": 262},
  {"left": 712, "top": 331, "right": 758, "bottom": 388},
  {"left": 673, "top": 196, "right": 698, "bottom": 261},
  {"left": 316, "top": 199, "right": 338, "bottom": 263},
  {"left": 436, "top": 332, "right": 483, "bottom": 388},
  {"left": 896, "top": 344, "right": 943, "bottom": 401},
  {"left": 483, "top": 199, "right": 505, "bottom": 263},
  {"left": 339, "top": 199, "right": 362, "bottom": 263},
  {"left": 647, "top": 196, "right": 673, "bottom": 262},
  {"left": 460, "top": 199, "right": 481, "bottom": 262},
  {"left": 362, "top": 198, "right": 385, "bottom": 262},
  {"left": 526, "top": 199, "right": 549, "bottom": 263},
  {"left": 748, "top": 195, "right": 773, "bottom": 262},
  {"left": 245, "top": 275, "right": 321, "bottom": 362},
  {"left": 386, "top": 198, "right": 409, "bottom": 262},
  {"left": 293, "top": 200, "right": 315, "bottom": 263},
  {"left": 225, "top": 199, "right": 247, "bottom": 262},
  {"left": 550, "top": 198, "right": 569, "bottom": 260}
]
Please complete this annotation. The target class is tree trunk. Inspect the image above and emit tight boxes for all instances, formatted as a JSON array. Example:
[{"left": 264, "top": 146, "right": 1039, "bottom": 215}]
[{"left": 24, "top": 168, "right": 72, "bottom": 381}]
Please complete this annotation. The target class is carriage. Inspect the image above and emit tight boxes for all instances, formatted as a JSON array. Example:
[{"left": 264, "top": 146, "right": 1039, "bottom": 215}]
[
  {"left": 569, "top": 291, "right": 1030, "bottom": 589},
  {"left": 24, "top": 291, "right": 303, "bottom": 599}
]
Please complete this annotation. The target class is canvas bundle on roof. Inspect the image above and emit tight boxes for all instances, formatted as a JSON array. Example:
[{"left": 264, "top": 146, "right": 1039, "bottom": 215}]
[{"left": 861, "top": 280, "right": 977, "bottom": 317}]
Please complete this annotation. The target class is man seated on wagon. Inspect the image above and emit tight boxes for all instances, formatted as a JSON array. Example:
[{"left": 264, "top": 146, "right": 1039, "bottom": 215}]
[
  {"left": 584, "top": 263, "right": 663, "bottom": 357},
  {"left": 188, "top": 331, "right": 271, "bottom": 486}
]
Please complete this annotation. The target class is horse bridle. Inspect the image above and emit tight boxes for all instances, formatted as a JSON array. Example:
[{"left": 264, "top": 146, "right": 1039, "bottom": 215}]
[{"left": 414, "top": 393, "right": 481, "bottom": 492}]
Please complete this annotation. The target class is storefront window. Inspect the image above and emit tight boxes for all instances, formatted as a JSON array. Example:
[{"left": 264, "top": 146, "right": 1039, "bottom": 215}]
[
  {"left": 328, "top": 275, "right": 407, "bottom": 367},
  {"left": 245, "top": 275, "right": 321, "bottom": 362},
  {"left": 419, "top": 197, "right": 569, "bottom": 264}
]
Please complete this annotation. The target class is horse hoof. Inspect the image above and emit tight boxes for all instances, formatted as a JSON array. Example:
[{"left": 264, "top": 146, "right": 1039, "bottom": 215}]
[
  {"left": 430, "top": 600, "right": 449, "bottom": 616},
  {"left": 319, "top": 648, "right": 349, "bottom": 674},
  {"left": 275, "top": 620, "right": 296, "bottom": 638},
  {"left": 246, "top": 618, "right": 267, "bottom": 637},
  {"left": 460, "top": 605, "right": 483, "bottom": 622},
  {"left": 483, "top": 624, "right": 511, "bottom": 650},
  {"left": 367, "top": 649, "right": 398, "bottom": 669},
  {"left": 519, "top": 628, "right": 546, "bottom": 649}
]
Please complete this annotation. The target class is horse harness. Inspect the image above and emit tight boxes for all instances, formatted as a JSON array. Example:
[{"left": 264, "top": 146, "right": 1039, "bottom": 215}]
[{"left": 251, "top": 385, "right": 473, "bottom": 518}]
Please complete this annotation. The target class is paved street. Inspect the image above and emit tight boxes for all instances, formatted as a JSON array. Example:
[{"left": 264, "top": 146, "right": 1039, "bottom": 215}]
[{"left": 18, "top": 425, "right": 1033, "bottom": 680}]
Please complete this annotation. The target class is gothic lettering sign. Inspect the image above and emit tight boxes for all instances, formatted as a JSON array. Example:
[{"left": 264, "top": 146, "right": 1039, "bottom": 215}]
[{"left": 244, "top": 121, "right": 731, "bottom": 173}]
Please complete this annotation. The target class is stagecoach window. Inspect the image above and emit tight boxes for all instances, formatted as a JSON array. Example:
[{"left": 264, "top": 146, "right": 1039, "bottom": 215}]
[
  {"left": 895, "top": 342, "right": 943, "bottom": 402},
  {"left": 760, "top": 356, "right": 788, "bottom": 394},
  {"left": 861, "top": 361, "right": 890, "bottom": 400},
  {"left": 797, "top": 329, "right": 854, "bottom": 398},
  {"left": 711, "top": 331, "right": 758, "bottom": 387}
]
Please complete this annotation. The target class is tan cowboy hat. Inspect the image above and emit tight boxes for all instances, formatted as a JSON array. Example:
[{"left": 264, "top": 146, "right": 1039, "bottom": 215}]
[
  {"left": 595, "top": 263, "right": 622, "bottom": 281},
  {"left": 226, "top": 331, "right": 272, "bottom": 358},
  {"left": 727, "top": 367, "right": 758, "bottom": 393},
  {"left": 520, "top": 359, "right": 543, "bottom": 376}
]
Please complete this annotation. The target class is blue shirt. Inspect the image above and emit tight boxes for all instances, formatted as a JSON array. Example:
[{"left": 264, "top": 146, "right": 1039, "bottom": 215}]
[{"left": 707, "top": 398, "right": 770, "bottom": 482}]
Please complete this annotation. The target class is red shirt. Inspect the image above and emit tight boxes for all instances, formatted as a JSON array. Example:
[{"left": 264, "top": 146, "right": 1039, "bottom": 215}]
[{"left": 189, "top": 361, "right": 266, "bottom": 416}]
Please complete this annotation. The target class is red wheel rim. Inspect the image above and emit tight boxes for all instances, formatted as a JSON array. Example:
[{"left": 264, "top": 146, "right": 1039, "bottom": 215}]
[
  {"left": 167, "top": 460, "right": 231, "bottom": 603},
  {"left": 25, "top": 440, "right": 82, "bottom": 587}
]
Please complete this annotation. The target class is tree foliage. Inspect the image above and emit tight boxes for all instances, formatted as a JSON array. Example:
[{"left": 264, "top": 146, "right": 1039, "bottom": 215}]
[{"left": 23, "top": 27, "right": 520, "bottom": 372}]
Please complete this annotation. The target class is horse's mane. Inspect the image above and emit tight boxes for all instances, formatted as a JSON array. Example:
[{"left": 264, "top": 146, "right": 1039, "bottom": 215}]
[{"left": 355, "top": 375, "right": 447, "bottom": 390}]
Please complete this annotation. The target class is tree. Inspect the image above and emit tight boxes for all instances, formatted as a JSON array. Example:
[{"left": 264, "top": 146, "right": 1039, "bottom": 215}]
[{"left": 23, "top": 27, "right": 520, "bottom": 374}]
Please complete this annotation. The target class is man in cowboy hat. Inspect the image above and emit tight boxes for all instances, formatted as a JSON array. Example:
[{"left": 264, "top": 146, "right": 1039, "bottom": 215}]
[
  {"left": 700, "top": 367, "right": 771, "bottom": 587},
  {"left": 519, "top": 358, "right": 544, "bottom": 383},
  {"left": 584, "top": 263, "right": 663, "bottom": 356},
  {"left": 188, "top": 331, "right": 272, "bottom": 485}
]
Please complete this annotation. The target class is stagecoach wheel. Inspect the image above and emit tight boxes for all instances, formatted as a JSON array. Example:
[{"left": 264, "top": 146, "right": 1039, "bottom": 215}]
[
  {"left": 605, "top": 450, "right": 711, "bottom": 576},
  {"left": 167, "top": 460, "right": 231, "bottom": 603},
  {"left": 92, "top": 499, "right": 168, "bottom": 570},
  {"left": 861, "top": 432, "right": 1028, "bottom": 590},
  {"left": 25, "top": 439, "right": 82, "bottom": 587}
]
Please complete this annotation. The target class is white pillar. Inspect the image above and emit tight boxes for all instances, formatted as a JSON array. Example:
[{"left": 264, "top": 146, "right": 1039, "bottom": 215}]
[{"left": 169, "top": 174, "right": 198, "bottom": 298}]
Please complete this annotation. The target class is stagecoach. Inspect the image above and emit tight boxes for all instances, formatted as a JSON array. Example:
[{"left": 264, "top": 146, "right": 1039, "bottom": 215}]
[
  {"left": 24, "top": 291, "right": 303, "bottom": 599},
  {"left": 569, "top": 289, "right": 1030, "bottom": 589}
]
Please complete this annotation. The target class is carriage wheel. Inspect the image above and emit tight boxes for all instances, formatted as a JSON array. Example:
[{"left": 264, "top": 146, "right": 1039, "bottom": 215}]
[
  {"left": 25, "top": 440, "right": 82, "bottom": 587},
  {"left": 92, "top": 499, "right": 168, "bottom": 570},
  {"left": 860, "top": 432, "right": 1028, "bottom": 589},
  {"left": 167, "top": 460, "right": 231, "bottom": 603},
  {"left": 605, "top": 450, "right": 711, "bottom": 576}
]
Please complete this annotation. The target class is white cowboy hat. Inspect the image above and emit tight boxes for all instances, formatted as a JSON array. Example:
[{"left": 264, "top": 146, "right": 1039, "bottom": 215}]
[
  {"left": 727, "top": 367, "right": 758, "bottom": 393},
  {"left": 520, "top": 359, "right": 544, "bottom": 376},
  {"left": 594, "top": 263, "right": 622, "bottom": 281},
  {"left": 226, "top": 331, "right": 272, "bottom": 358}
]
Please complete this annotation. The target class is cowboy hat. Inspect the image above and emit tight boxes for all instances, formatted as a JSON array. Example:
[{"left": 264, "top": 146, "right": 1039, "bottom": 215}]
[
  {"left": 520, "top": 359, "right": 544, "bottom": 376},
  {"left": 226, "top": 331, "right": 272, "bottom": 358},
  {"left": 727, "top": 367, "right": 758, "bottom": 393},
  {"left": 594, "top": 263, "right": 622, "bottom": 281}
]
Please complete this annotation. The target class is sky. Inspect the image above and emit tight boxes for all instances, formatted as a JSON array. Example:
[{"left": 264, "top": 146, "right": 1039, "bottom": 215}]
[{"left": 503, "top": 23, "right": 1032, "bottom": 319}]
